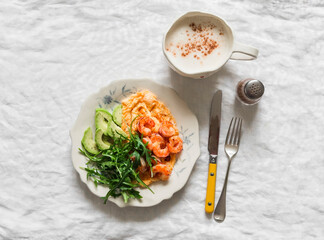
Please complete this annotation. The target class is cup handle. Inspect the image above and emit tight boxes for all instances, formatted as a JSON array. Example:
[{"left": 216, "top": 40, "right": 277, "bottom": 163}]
[{"left": 230, "top": 41, "right": 259, "bottom": 60}]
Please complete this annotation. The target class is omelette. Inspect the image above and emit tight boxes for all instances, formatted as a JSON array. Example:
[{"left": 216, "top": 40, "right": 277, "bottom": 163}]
[{"left": 121, "top": 90, "right": 183, "bottom": 185}]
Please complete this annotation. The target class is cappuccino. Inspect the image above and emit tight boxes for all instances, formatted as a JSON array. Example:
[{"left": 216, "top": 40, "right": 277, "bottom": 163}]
[{"left": 165, "top": 16, "right": 230, "bottom": 74}]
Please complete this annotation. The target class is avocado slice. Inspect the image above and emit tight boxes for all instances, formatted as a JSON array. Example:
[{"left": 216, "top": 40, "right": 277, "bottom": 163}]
[
  {"left": 95, "top": 109, "right": 112, "bottom": 135},
  {"left": 81, "top": 127, "right": 100, "bottom": 155},
  {"left": 108, "top": 120, "right": 127, "bottom": 138},
  {"left": 95, "top": 128, "right": 111, "bottom": 150},
  {"left": 95, "top": 107, "right": 126, "bottom": 138},
  {"left": 112, "top": 104, "right": 122, "bottom": 127}
]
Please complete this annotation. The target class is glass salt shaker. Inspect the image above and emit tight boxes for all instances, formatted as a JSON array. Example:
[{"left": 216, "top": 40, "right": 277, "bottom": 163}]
[{"left": 236, "top": 78, "right": 265, "bottom": 105}]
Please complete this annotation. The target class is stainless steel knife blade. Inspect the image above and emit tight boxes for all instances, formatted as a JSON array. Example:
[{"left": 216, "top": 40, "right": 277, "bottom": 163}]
[{"left": 208, "top": 90, "right": 222, "bottom": 156}]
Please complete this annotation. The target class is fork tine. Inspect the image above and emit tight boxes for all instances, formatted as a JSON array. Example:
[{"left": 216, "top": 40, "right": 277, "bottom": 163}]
[
  {"left": 225, "top": 117, "right": 234, "bottom": 145},
  {"left": 233, "top": 118, "right": 242, "bottom": 146},
  {"left": 233, "top": 118, "right": 238, "bottom": 145},
  {"left": 236, "top": 118, "right": 243, "bottom": 146},
  {"left": 229, "top": 117, "right": 238, "bottom": 145}
]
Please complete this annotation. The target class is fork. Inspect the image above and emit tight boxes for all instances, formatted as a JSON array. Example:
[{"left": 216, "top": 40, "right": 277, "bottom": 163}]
[{"left": 214, "top": 117, "right": 243, "bottom": 222}]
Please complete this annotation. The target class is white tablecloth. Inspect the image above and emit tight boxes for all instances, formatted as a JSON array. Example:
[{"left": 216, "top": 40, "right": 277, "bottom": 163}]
[{"left": 1, "top": 0, "right": 323, "bottom": 239}]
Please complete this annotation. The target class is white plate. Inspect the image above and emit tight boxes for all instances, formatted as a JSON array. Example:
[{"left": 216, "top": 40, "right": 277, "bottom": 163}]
[{"left": 70, "top": 79, "right": 200, "bottom": 207}]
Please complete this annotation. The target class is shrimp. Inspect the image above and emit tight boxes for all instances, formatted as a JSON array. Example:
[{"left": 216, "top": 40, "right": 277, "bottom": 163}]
[
  {"left": 150, "top": 133, "right": 169, "bottom": 157},
  {"left": 143, "top": 133, "right": 169, "bottom": 158},
  {"left": 150, "top": 133, "right": 164, "bottom": 143},
  {"left": 142, "top": 136, "right": 153, "bottom": 150},
  {"left": 158, "top": 121, "right": 176, "bottom": 138},
  {"left": 152, "top": 140, "right": 170, "bottom": 158},
  {"left": 138, "top": 116, "right": 155, "bottom": 136},
  {"left": 168, "top": 136, "right": 183, "bottom": 153},
  {"left": 153, "top": 164, "right": 172, "bottom": 180},
  {"left": 143, "top": 133, "right": 163, "bottom": 151}
]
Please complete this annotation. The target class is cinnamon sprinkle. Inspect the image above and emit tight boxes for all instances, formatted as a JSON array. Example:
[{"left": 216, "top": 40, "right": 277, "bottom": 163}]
[{"left": 166, "top": 22, "right": 221, "bottom": 61}]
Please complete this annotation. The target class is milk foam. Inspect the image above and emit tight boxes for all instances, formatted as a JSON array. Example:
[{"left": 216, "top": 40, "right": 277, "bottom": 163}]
[{"left": 165, "top": 16, "right": 230, "bottom": 73}]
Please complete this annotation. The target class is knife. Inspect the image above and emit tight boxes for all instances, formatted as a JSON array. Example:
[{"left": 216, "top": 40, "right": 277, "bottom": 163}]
[{"left": 205, "top": 90, "right": 222, "bottom": 213}]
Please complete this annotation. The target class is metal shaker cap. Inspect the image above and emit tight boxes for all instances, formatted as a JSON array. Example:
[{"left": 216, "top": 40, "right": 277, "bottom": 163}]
[{"left": 244, "top": 79, "right": 264, "bottom": 99}]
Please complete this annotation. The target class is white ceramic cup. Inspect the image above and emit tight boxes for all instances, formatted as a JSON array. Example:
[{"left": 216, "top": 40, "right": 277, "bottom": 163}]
[{"left": 162, "top": 11, "right": 259, "bottom": 79}]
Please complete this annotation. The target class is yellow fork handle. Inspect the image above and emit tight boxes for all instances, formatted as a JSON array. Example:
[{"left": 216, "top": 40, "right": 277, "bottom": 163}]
[{"left": 205, "top": 163, "right": 217, "bottom": 213}]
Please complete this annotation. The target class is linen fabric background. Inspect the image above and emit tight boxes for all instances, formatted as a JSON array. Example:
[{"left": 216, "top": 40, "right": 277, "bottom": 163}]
[{"left": 0, "top": 0, "right": 323, "bottom": 239}]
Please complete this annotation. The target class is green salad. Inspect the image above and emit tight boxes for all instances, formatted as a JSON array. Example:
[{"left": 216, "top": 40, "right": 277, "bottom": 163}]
[{"left": 79, "top": 106, "right": 155, "bottom": 204}]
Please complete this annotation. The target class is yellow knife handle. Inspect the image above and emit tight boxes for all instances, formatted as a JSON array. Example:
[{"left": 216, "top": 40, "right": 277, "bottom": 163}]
[{"left": 205, "top": 162, "right": 217, "bottom": 213}]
